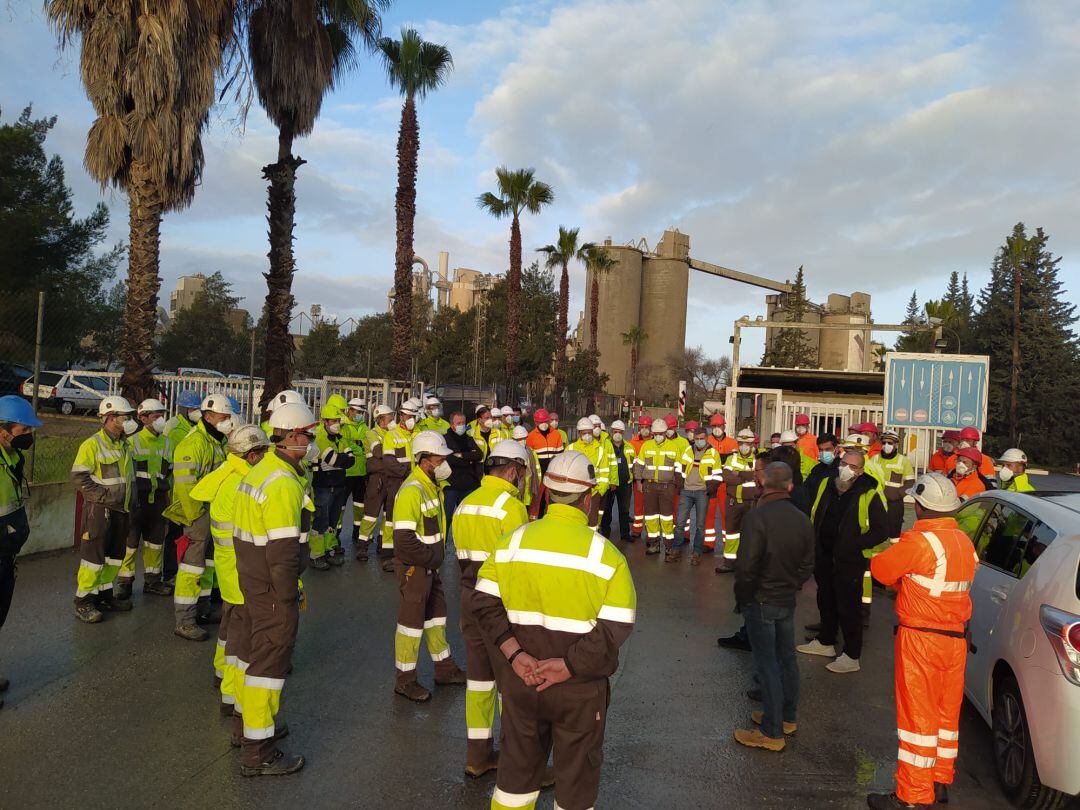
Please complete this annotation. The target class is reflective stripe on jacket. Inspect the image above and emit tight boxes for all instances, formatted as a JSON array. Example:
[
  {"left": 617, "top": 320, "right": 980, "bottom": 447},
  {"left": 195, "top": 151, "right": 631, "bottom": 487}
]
[
  {"left": 391, "top": 467, "right": 446, "bottom": 570},
  {"left": 452, "top": 475, "right": 528, "bottom": 590},
  {"left": 191, "top": 453, "right": 252, "bottom": 604},
  {"left": 71, "top": 429, "right": 135, "bottom": 512},
  {"left": 632, "top": 439, "right": 682, "bottom": 485},
  {"left": 132, "top": 427, "right": 171, "bottom": 504},
  {"left": 567, "top": 439, "right": 612, "bottom": 495},
  {"left": 164, "top": 421, "right": 226, "bottom": 526},
  {"left": 722, "top": 452, "right": 757, "bottom": 503}
]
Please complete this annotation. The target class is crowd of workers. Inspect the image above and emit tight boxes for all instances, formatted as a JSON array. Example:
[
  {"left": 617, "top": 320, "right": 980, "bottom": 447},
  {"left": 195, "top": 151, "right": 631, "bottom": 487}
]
[{"left": 0, "top": 388, "right": 1040, "bottom": 809}]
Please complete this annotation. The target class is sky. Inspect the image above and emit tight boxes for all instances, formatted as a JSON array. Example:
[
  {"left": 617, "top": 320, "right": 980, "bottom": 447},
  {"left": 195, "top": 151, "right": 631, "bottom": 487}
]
[{"left": 3, "top": 0, "right": 1080, "bottom": 364}]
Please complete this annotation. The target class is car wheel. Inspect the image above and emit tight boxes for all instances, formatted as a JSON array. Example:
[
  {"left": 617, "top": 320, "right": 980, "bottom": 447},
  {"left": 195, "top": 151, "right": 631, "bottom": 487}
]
[
  {"left": 992, "top": 675, "right": 1067, "bottom": 809},
  {"left": 60, "top": 400, "right": 74, "bottom": 415}
]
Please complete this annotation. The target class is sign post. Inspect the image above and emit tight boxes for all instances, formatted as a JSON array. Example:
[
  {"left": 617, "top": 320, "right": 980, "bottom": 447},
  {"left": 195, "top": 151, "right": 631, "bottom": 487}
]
[
  {"left": 678, "top": 380, "right": 687, "bottom": 418},
  {"left": 883, "top": 352, "right": 989, "bottom": 432}
]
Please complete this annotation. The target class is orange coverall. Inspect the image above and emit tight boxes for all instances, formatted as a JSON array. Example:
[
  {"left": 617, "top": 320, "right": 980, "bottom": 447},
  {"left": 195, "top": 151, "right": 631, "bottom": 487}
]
[
  {"left": 945, "top": 451, "right": 996, "bottom": 478},
  {"left": 704, "top": 434, "right": 738, "bottom": 549},
  {"left": 630, "top": 433, "right": 649, "bottom": 537},
  {"left": 870, "top": 517, "right": 978, "bottom": 806}
]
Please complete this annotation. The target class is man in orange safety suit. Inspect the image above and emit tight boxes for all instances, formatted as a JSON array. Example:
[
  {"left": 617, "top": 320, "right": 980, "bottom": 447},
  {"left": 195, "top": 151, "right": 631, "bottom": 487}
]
[
  {"left": 628, "top": 415, "right": 652, "bottom": 539},
  {"left": 704, "top": 413, "right": 737, "bottom": 551},
  {"left": 866, "top": 472, "right": 977, "bottom": 809}
]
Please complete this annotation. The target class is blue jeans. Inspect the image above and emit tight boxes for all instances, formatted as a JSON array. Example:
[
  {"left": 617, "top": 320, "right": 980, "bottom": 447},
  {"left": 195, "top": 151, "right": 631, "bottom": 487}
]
[
  {"left": 673, "top": 489, "right": 707, "bottom": 552},
  {"left": 313, "top": 485, "right": 348, "bottom": 534},
  {"left": 742, "top": 602, "right": 800, "bottom": 739}
]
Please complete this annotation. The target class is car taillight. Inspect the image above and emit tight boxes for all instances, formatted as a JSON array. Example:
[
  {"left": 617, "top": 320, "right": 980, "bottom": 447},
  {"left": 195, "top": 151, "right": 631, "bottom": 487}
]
[{"left": 1041, "top": 605, "right": 1080, "bottom": 686}]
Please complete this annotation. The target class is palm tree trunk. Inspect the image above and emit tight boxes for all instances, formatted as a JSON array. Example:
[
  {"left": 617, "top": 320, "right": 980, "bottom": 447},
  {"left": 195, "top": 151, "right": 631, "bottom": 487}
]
[
  {"left": 506, "top": 214, "right": 523, "bottom": 393},
  {"left": 554, "top": 261, "right": 569, "bottom": 410},
  {"left": 589, "top": 275, "right": 599, "bottom": 353},
  {"left": 119, "top": 158, "right": 163, "bottom": 403},
  {"left": 261, "top": 121, "right": 305, "bottom": 412},
  {"left": 391, "top": 96, "right": 419, "bottom": 381},
  {"left": 1010, "top": 258, "right": 1021, "bottom": 443}
]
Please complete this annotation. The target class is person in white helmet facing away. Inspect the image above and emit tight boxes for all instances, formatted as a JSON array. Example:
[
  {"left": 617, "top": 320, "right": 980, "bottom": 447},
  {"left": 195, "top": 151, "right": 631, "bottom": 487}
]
[
  {"left": 71, "top": 396, "right": 139, "bottom": 624},
  {"left": 116, "top": 398, "right": 175, "bottom": 600},
  {"left": 511, "top": 424, "right": 542, "bottom": 514},
  {"left": 362, "top": 398, "right": 419, "bottom": 573},
  {"left": 391, "top": 430, "right": 466, "bottom": 702},
  {"left": 997, "top": 448, "right": 1035, "bottom": 492},
  {"left": 163, "top": 393, "right": 237, "bottom": 641},
  {"left": 355, "top": 404, "right": 397, "bottom": 563}
]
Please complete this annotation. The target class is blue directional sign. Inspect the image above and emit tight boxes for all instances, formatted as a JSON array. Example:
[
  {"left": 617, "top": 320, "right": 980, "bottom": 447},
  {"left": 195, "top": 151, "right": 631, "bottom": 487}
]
[{"left": 884, "top": 353, "right": 989, "bottom": 432}]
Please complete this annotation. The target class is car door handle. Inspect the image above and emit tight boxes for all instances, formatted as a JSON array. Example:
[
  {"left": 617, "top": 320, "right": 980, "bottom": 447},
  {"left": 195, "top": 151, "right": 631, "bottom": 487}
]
[{"left": 990, "top": 586, "right": 1009, "bottom": 604}]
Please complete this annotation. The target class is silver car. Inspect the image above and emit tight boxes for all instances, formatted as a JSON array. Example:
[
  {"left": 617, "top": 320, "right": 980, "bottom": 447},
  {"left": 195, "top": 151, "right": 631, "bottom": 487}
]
[{"left": 21, "top": 370, "right": 110, "bottom": 415}]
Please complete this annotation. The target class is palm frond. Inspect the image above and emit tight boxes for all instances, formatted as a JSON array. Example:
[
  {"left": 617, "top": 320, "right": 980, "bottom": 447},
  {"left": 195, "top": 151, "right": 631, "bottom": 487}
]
[
  {"left": 476, "top": 190, "right": 511, "bottom": 218},
  {"left": 380, "top": 27, "right": 453, "bottom": 100}
]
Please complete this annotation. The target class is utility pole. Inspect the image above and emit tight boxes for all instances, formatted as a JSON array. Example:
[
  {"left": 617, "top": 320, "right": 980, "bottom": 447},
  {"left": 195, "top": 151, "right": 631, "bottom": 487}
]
[{"left": 29, "top": 291, "right": 44, "bottom": 480}]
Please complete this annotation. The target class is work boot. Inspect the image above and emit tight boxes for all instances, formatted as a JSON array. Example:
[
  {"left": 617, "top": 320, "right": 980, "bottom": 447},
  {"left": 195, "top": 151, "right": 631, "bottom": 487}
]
[
  {"left": 143, "top": 580, "right": 174, "bottom": 596},
  {"left": 733, "top": 728, "right": 784, "bottom": 752},
  {"left": 664, "top": 549, "right": 680, "bottom": 563},
  {"left": 644, "top": 541, "right": 661, "bottom": 555},
  {"left": 464, "top": 754, "right": 499, "bottom": 779},
  {"left": 175, "top": 624, "right": 209, "bottom": 642},
  {"left": 866, "top": 793, "right": 932, "bottom": 809},
  {"left": 746, "top": 688, "right": 762, "bottom": 703},
  {"left": 714, "top": 559, "right": 735, "bottom": 574},
  {"left": 240, "top": 750, "right": 305, "bottom": 778},
  {"left": 434, "top": 660, "right": 467, "bottom": 685},
  {"left": 826, "top": 653, "right": 861, "bottom": 674},
  {"left": 934, "top": 783, "right": 949, "bottom": 804},
  {"left": 355, "top": 542, "right": 369, "bottom": 562},
  {"left": 97, "top": 594, "right": 133, "bottom": 612},
  {"left": 717, "top": 633, "right": 752, "bottom": 652},
  {"left": 309, "top": 556, "right": 330, "bottom": 571},
  {"left": 0, "top": 677, "right": 9, "bottom": 692},
  {"left": 395, "top": 679, "right": 432, "bottom": 702},
  {"left": 796, "top": 639, "right": 836, "bottom": 657},
  {"left": 197, "top": 610, "right": 221, "bottom": 626},
  {"left": 862, "top": 605, "right": 871, "bottom": 628},
  {"left": 327, "top": 553, "right": 345, "bottom": 567},
  {"left": 75, "top": 602, "right": 104, "bottom": 623},
  {"left": 232, "top": 722, "right": 289, "bottom": 748},
  {"left": 112, "top": 582, "right": 133, "bottom": 601},
  {"left": 689, "top": 552, "right": 702, "bottom": 566},
  {"left": 380, "top": 557, "right": 396, "bottom": 574},
  {"left": 751, "top": 710, "right": 798, "bottom": 735},
  {"left": 219, "top": 701, "right": 234, "bottom": 718}
]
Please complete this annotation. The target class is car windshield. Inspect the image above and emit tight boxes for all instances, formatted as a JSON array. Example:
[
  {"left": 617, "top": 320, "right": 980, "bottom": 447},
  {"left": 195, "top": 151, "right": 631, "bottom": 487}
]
[{"left": 32, "top": 371, "right": 64, "bottom": 385}]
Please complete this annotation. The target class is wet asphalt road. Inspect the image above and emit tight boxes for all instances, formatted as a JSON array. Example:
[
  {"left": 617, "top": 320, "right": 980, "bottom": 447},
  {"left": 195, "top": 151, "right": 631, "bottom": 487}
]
[{"left": 0, "top": 512, "right": 1064, "bottom": 810}]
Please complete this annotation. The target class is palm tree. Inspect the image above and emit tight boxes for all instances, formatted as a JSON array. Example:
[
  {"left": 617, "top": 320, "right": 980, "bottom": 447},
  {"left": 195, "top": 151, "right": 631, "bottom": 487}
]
[
  {"left": 244, "top": 0, "right": 385, "bottom": 410},
  {"left": 47, "top": 1, "right": 234, "bottom": 401},
  {"left": 378, "top": 28, "right": 453, "bottom": 380},
  {"left": 581, "top": 244, "right": 616, "bottom": 353},
  {"left": 621, "top": 326, "right": 648, "bottom": 398},
  {"left": 477, "top": 167, "right": 554, "bottom": 394},
  {"left": 538, "top": 226, "right": 585, "bottom": 409}
]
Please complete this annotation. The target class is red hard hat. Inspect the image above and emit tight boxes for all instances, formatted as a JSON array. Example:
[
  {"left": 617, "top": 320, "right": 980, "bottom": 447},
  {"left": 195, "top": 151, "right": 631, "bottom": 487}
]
[
  {"left": 856, "top": 422, "right": 879, "bottom": 434},
  {"left": 794, "top": 413, "right": 810, "bottom": 426},
  {"left": 959, "top": 427, "right": 980, "bottom": 441},
  {"left": 709, "top": 414, "right": 726, "bottom": 427},
  {"left": 549, "top": 412, "right": 559, "bottom": 420},
  {"left": 684, "top": 420, "right": 699, "bottom": 432},
  {"left": 942, "top": 430, "right": 960, "bottom": 441},
  {"left": 637, "top": 414, "right": 652, "bottom": 428},
  {"left": 664, "top": 414, "right": 678, "bottom": 429},
  {"left": 533, "top": 408, "right": 550, "bottom": 423},
  {"left": 957, "top": 446, "right": 982, "bottom": 464}
]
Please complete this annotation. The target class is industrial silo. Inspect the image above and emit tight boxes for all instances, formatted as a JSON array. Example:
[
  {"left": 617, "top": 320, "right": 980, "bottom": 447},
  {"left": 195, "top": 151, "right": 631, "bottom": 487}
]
[
  {"left": 588, "top": 241, "right": 643, "bottom": 394},
  {"left": 638, "top": 230, "right": 689, "bottom": 394}
]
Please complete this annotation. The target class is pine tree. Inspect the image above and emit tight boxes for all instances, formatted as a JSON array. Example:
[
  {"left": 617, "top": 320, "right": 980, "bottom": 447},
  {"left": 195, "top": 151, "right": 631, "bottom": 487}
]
[
  {"left": 970, "top": 223, "right": 1080, "bottom": 465},
  {"left": 762, "top": 266, "right": 818, "bottom": 367},
  {"left": 895, "top": 291, "right": 929, "bottom": 351},
  {"left": 944, "top": 271, "right": 961, "bottom": 309}
]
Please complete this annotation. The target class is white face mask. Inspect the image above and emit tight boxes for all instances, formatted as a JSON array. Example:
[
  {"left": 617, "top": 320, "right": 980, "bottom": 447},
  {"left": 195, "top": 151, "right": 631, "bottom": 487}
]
[
  {"left": 429, "top": 408, "right": 442, "bottom": 418},
  {"left": 150, "top": 416, "right": 166, "bottom": 434},
  {"left": 538, "top": 422, "right": 549, "bottom": 431},
  {"left": 955, "top": 461, "right": 972, "bottom": 477},
  {"left": 795, "top": 426, "right": 807, "bottom": 436},
  {"left": 838, "top": 464, "right": 857, "bottom": 482},
  {"left": 550, "top": 420, "right": 559, "bottom": 429},
  {"left": 998, "top": 467, "right": 1014, "bottom": 482},
  {"left": 215, "top": 417, "right": 236, "bottom": 436},
  {"left": 403, "top": 417, "right": 416, "bottom": 431},
  {"left": 303, "top": 441, "right": 320, "bottom": 464},
  {"left": 881, "top": 442, "right": 896, "bottom": 455},
  {"left": 712, "top": 427, "right": 724, "bottom": 438},
  {"left": 327, "top": 421, "right": 341, "bottom": 435},
  {"left": 641, "top": 430, "right": 651, "bottom": 439},
  {"left": 738, "top": 443, "right": 752, "bottom": 455},
  {"left": 481, "top": 418, "right": 493, "bottom": 430},
  {"left": 665, "top": 429, "right": 676, "bottom": 438},
  {"left": 654, "top": 434, "right": 665, "bottom": 444},
  {"left": 612, "top": 433, "right": 623, "bottom": 443},
  {"left": 580, "top": 433, "right": 594, "bottom": 445},
  {"left": 434, "top": 460, "right": 451, "bottom": 481},
  {"left": 592, "top": 426, "right": 600, "bottom": 436},
  {"left": 188, "top": 409, "right": 202, "bottom": 423},
  {"left": 122, "top": 418, "right": 138, "bottom": 435},
  {"left": 942, "top": 442, "right": 955, "bottom": 453},
  {"left": 958, "top": 440, "right": 972, "bottom": 449}
]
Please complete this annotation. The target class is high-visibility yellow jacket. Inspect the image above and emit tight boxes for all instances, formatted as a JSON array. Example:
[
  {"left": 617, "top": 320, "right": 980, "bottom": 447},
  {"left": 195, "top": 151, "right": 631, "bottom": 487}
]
[
  {"left": 312, "top": 423, "right": 353, "bottom": 488},
  {"left": 469, "top": 424, "right": 497, "bottom": 460},
  {"left": 632, "top": 438, "right": 682, "bottom": 485},
  {"left": 190, "top": 453, "right": 252, "bottom": 605},
  {"left": 71, "top": 428, "right": 135, "bottom": 512},
  {"left": 451, "top": 475, "right": 528, "bottom": 590},
  {"left": 390, "top": 467, "right": 445, "bottom": 569},
  {"left": 567, "top": 439, "right": 611, "bottom": 496},
  {"left": 0, "top": 445, "right": 24, "bottom": 519},
  {"left": 164, "top": 421, "right": 226, "bottom": 526},
  {"left": 680, "top": 443, "right": 723, "bottom": 493},
  {"left": 522, "top": 444, "right": 542, "bottom": 508},
  {"left": 416, "top": 415, "right": 450, "bottom": 434},
  {"left": 598, "top": 432, "right": 618, "bottom": 487},
  {"left": 340, "top": 418, "right": 368, "bottom": 477},
  {"left": 610, "top": 439, "right": 636, "bottom": 487},
  {"left": 722, "top": 451, "right": 758, "bottom": 503},
  {"left": 165, "top": 412, "right": 195, "bottom": 452},
  {"left": 381, "top": 423, "right": 416, "bottom": 482},
  {"left": 867, "top": 452, "right": 915, "bottom": 503},
  {"left": 1002, "top": 473, "right": 1035, "bottom": 493},
  {"left": 365, "top": 423, "right": 388, "bottom": 476},
  {"left": 232, "top": 450, "right": 312, "bottom": 602},
  {"left": 472, "top": 502, "right": 637, "bottom": 680},
  {"left": 132, "top": 427, "right": 171, "bottom": 505}
]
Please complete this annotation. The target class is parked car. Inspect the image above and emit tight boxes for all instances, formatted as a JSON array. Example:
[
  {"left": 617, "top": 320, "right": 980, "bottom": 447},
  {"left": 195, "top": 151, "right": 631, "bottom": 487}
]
[
  {"left": 177, "top": 367, "right": 225, "bottom": 378},
  {"left": 0, "top": 361, "right": 33, "bottom": 396},
  {"left": 21, "top": 370, "right": 111, "bottom": 415},
  {"left": 955, "top": 490, "right": 1080, "bottom": 809}
]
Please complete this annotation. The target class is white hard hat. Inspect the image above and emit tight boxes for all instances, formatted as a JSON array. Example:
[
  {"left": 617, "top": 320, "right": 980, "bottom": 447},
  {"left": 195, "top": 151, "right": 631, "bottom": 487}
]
[
  {"left": 588, "top": 414, "right": 602, "bottom": 425},
  {"left": 489, "top": 439, "right": 530, "bottom": 466},
  {"left": 372, "top": 404, "right": 394, "bottom": 419},
  {"left": 880, "top": 429, "right": 900, "bottom": 442},
  {"left": 347, "top": 397, "right": 367, "bottom": 410},
  {"left": 907, "top": 472, "right": 962, "bottom": 512},
  {"left": 512, "top": 425, "right": 528, "bottom": 440},
  {"left": 268, "top": 390, "right": 304, "bottom": 412},
  {"left": 651, "top": 418, "right": 667, "bottom": 434},
  {"left": 424, "top": 396, "right": 440, "bottom": 407},
  {"left": 412, "top": 430, "right": 451, "bottom": 458},
  {"left": 736, "top": 428, "right": 757, "bottom": 443},
  {"left": 779, "top": 430, "right": 798, "bottom": 444},
  {"left": 500, "top": 405, "right": 515, "bottom": 416},
  {"left": 98, "top": 395, "right": 134, "bottom": 416},
  {"left": 268, "top": 401, "right": 317, "bottom": 431},
  {"left": 228, "top": 424, "right": 270, "bottom": 455},
  {"left": 201, "top": 393, "right": 235, "bottom": 415},
  {"left": 543, "top": 450, "right": 596, "bottom": 494},
  {"left": 398, "top": 399, "right": 420, "bottom": 416},
  {"left": 844, "top": 434, "right": 870, "bottom": 448},
  {"left": 611, "top": 419, "right": 626, "bottom": 432},
  {"left": 137, "top": 398, "right": 166, "bottom": 414},
  {"left": 999, "top": 448, "right": 1028, "bottom": 464},
  {"left": 577, "top": 417, "right": 595, "bottom": 433}
]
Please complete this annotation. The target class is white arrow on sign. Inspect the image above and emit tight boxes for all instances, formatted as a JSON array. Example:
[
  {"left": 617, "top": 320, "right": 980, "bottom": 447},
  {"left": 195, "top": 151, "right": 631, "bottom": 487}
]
[
  {"left": 967, "top": 370, "right": 973, "bottom": 395},
  {"left": 919, "top": 367, "right": 926, "bottom": 392}
]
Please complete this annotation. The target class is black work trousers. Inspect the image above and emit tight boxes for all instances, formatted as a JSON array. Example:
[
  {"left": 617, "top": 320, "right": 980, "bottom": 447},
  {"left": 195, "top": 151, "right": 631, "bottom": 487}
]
[{"left": 815, "top": 548, "right": 866, "bottom": 660}]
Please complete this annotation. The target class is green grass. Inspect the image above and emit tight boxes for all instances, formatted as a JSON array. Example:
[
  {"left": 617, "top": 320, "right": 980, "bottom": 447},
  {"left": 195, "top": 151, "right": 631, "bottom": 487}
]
[{"left": 27, "top": 435, "right": 85, "bottom": 484}]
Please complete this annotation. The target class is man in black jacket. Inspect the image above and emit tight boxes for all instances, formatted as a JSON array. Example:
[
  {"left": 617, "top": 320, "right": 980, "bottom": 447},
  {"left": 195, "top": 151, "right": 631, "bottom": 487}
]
[
  {"left": 733, "top": 462, "right": 815, "bottom": 752},
  {"left": 802, "top": 432, "right": 840, "bottom": 508},
  {"left": 444, "top": 411, "right": 484, "bottom": 541},
  {"left": 797, "top": 450, "right": 888, "bottom": 674}
]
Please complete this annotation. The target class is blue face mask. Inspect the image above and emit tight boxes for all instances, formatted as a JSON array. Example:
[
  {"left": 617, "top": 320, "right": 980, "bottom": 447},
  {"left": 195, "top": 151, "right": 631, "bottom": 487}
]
[
  {"left": 694, "top": 438, "right": 707, "bottom": 449},
  {"left": 453, "top": 424, "right": 467, "bottom": 436},
  {"left": 819, "top": 450, "right": 836, "bottom": 465}
]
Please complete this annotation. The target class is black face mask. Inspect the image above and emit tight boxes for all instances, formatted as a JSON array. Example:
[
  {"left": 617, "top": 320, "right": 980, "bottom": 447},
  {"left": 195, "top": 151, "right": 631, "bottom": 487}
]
[{"left": 11, "top": 433, "right": 34, "bottom": 451}]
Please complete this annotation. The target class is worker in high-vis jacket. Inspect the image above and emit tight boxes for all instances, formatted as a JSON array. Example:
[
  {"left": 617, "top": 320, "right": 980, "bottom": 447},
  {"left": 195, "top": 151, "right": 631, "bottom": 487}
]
[
  {"left": 189, "top": 425, "right": 270, "bottom": 721},
  {"left": 309, "top": 403, "right": 354, "bottom": 570},
  {"left": 164, "top": 394, "right": 236, "bottom": 641},
  {"left": 232, "top": 401, "right": 317, "bottom": 777},
  {"left": 71, "top": 396, "right": 138, "bottom": 623},
  {"left": 511, "top": 425, "right": 542, "bottom": 517},
  {"left": 715, "top": 429, "right": 759, "bottom": 574},
  {"left": 633, "top": 417, "right": 683, "bottom": 555},
  {"left": 341, "top": 397, "right": 369, "bottom": 546},
  {"left": 361, "top": 398, "right": 418, "bottom": 573},
  {"left": 704, "top": 414, "right": 737, "bottom": 552},
  {"left": 473, "top": 450, "right": 637, "bottom": 810},
  {"left": 355, "top": 403, "right": 394, "bottom": 562},
  {"left": 452, "top": 439, "right": 530, "bottom": 777},
  {"left": 417, "top": 396, "right": 450, "bottom": 434},
  {"left": 163, "top": 389, "right": 203, "bottom": 584},
  {"left": 259, "top": 390, "right": 306, "bottom": 438},
  {"left": 867, "top": 473, "right": 977, "bottom": 810},
  {"left": 997, "top": 448, "right": 1035, "bottom": 492},
  {"left": 117, "top": 398, "right": 174, "bottom": 599},
  {"left": 566, "top": 417, "right": 611, "bottom": 528},
  {"left": 391, "top": 430, "right": 467, "bottom": 702}
]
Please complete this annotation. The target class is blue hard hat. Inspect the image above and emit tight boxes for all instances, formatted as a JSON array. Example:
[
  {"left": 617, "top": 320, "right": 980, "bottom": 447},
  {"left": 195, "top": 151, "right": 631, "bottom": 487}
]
[
  {"left": 0, "top": 396, "right": 43, "bottom": 427},
  {"left": 226, "top": 395, "right": 240, "bottom": 413},
  {"left": 176, "top": 389, "right": 202, "bottom": 409}
]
